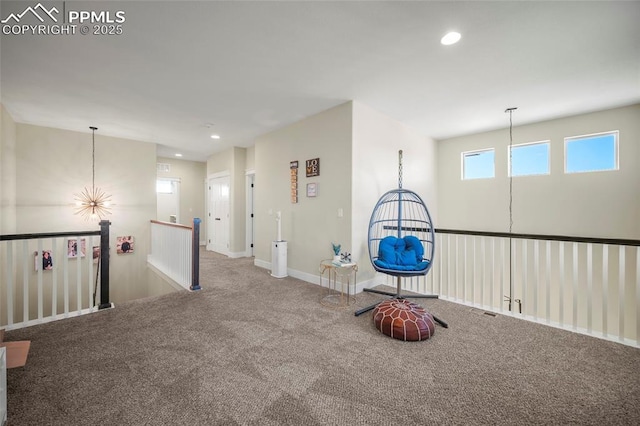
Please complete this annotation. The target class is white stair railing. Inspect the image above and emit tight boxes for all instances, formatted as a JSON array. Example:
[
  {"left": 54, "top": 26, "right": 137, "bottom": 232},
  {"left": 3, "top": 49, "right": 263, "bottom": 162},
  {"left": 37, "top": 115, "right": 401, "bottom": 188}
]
[
  {"left": 0, "top": 224, "right": 112, "bottom": 331},
  {"left": 148, "top": 219, "right": 201, "bottom": 291},
  {"left": 386, "top": 229, "right": 640, "bottom": 348}
]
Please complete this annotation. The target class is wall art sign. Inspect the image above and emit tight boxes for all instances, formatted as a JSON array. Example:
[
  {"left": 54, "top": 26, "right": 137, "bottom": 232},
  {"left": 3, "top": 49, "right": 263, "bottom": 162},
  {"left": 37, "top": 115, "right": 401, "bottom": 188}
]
[
  {"left": 306, "top": 158, "right": 320, "bottom": 177},
  {"left": 290, "top": 160, "right": 298, "bottom": 203}
]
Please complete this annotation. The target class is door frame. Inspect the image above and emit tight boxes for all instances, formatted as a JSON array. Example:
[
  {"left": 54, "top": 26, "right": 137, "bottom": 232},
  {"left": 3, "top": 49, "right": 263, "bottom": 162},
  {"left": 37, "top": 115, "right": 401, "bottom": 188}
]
[{"left": 245, "top": 169, "right": 255, "bottom": 257}]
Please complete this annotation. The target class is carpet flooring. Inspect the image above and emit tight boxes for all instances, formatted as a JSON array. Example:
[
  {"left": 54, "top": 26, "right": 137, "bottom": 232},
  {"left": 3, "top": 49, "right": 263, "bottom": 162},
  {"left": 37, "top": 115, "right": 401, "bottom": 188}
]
[{"left": 4, "top": 251, "right": 640, "bottom": 425}]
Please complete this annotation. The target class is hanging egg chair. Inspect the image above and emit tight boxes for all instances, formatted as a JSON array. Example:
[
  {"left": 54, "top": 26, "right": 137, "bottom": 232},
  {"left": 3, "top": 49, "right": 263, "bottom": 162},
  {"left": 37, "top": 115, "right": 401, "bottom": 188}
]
[{"left": 356, "top": 150, "right": 447, "bottom": 330}]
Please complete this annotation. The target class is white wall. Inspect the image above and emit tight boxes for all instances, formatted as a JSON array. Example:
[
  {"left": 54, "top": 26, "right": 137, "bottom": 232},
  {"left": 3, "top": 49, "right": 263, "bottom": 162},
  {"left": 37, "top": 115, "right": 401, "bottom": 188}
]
[
  {"left": 352, "top": 101, "right": 439, "bottom": 282},
  {"left": 254, "top": 102, "right": 353, "bottom": 277},
  {"left": 156, "top": 157, "right": 206, "bottom": 228},
  {"left": 246, "top": 146, "right": 255, "bottom": 171},
  {"left": 437, "top": 104, "right": 640, "bottom": 239},
  {"left": 13, "top": 124, "right": 158, "bottom": 303}
]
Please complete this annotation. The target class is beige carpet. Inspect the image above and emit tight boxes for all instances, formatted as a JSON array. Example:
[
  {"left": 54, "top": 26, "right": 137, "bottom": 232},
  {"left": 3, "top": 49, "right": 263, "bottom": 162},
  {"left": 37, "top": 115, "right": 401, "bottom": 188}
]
[{"left": 4, "top": 251, "right": 640, "bottom": 425}]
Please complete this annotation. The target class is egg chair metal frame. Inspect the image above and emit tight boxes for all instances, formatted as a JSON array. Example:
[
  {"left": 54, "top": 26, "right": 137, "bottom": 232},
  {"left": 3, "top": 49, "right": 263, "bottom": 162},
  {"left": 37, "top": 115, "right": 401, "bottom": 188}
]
[{"left": 355, "top": 150, "right": 447, "bottom": 328}]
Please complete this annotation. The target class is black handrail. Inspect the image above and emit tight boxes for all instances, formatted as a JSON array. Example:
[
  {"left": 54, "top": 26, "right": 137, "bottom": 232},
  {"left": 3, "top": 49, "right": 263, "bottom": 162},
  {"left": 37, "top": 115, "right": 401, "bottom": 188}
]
[
  {"left": 0, "top": 230, "right": 101, "bottom": 241},
  {"left": 435, "top": 228, "right": 640, "bottom": 247}
]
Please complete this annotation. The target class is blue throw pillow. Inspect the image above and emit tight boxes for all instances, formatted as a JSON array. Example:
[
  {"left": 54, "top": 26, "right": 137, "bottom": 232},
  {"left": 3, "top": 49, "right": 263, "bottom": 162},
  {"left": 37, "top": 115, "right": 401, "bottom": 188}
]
[
  {"left": 376, "top": 235, "right": 428, "bottom": 271},
  {"left": 378, "top": 236, "right": 399, "bottom": 264},
  {"left": 403, "top": 236, "right": 424, "bottom": 262},
  {"left": 399, "top": 249, "right": 418, "bottom": 266}
]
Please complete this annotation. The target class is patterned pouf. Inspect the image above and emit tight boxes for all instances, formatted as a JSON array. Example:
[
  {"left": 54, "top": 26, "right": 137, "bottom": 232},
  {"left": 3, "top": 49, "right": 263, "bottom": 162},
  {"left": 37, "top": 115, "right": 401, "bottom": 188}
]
[{"left": 372, "top": 299, "right": 436, "bottom": 341}]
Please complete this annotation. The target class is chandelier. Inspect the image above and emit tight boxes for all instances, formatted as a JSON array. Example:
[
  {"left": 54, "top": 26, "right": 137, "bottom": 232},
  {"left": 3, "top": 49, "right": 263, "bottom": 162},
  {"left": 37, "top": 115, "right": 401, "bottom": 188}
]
[{"left": 74, "top": 126, "right": 112, "bottom": 220}]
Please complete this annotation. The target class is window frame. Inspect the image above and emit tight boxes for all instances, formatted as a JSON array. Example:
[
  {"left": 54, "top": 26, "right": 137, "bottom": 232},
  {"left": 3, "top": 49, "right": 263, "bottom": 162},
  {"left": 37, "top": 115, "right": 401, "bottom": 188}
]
[
  {"left": 156, "top": 178, "right": 175, "bottom": 194},
  {"left": 507, "top": 140, "right": 551, "bottom": 177},
  {"left": 461, "top": 148, "right": 495, "bottom": 180},
  {"left": 564, "top": 130, "right": 619, "bottom": 174}
]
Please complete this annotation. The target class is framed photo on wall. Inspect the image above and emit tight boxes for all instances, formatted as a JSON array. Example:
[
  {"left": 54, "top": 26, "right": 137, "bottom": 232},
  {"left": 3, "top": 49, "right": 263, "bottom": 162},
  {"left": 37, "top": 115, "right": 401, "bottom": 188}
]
[
  {"left": 34, "top": 250, "right": 53, "bottom": 271},
  {"left": 117, "top": 236, "right": 135, "bottom": 254},
  {"left": 67, "top": 238, "right": 86, "bottom": 258},
  {"left": 307, "top": 182, "right": 317, "bottom": 197}
]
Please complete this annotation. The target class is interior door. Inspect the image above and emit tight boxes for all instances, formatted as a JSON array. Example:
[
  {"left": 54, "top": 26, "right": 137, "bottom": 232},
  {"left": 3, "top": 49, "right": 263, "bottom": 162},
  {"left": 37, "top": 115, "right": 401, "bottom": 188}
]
[{"left": 208, "top": 176, "right": 230, "bottom": 254}]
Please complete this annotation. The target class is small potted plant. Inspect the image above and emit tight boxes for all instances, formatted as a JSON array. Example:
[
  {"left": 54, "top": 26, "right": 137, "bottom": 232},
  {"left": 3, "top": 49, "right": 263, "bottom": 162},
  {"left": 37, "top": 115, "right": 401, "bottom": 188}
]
[{"left": 331, "top": 243, "right": 341, "bottom": 262}]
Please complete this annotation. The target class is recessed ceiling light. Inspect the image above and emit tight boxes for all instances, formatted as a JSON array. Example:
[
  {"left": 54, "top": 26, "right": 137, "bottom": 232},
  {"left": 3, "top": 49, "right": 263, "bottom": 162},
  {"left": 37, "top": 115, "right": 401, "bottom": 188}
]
[
  {"left": 441, "top": 31, "right": 461, "bottom": 46},
  {"left": 211, "top": 134, "right": 221, "bottom": 139},
  {"left": 175, "top": 153, "right": 183, "bottom": 157}
]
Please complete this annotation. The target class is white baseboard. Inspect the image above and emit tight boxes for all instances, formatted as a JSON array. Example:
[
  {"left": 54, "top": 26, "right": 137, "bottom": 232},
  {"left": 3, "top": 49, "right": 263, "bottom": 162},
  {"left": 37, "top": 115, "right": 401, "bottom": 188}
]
[
  {"left": 254, "top": 258, "right": 270, "bottom": 270},
  {"left": 227, "top": 251, "right": 246, "bottom": 259},
  {"left": 253, "top": 258, "right": 376, "bottom": 294}
]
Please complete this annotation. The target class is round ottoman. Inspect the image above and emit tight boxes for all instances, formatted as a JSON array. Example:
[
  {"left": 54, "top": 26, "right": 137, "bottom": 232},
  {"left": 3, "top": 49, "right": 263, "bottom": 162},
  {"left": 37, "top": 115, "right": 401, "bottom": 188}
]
[{"left": 372, "top": 299, "right": 436, "bottom": 341}]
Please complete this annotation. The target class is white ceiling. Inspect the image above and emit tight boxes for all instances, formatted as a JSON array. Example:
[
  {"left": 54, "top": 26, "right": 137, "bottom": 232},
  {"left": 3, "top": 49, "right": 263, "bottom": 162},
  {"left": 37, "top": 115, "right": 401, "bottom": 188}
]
[{"left": 1, "top": 1, "right": 639, "bottom": 162}]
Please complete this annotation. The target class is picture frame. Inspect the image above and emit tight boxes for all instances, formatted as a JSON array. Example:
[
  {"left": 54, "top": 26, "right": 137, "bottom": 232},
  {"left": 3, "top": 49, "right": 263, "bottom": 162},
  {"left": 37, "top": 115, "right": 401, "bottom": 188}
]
[
  {"left": 117, "top": 236, "right": 135, "bottom": 254},
  {"left": 307, "top": 182, "right": 317, "bottom": 197},
  {"left": 306, "top": 158, "right": 320, "bottom": 177},
  {"left": 67, "top": 238, "right": 86, "bottom": 258},
  {"left": 34, "top": 250, "right": 53, "bottom": 271}
]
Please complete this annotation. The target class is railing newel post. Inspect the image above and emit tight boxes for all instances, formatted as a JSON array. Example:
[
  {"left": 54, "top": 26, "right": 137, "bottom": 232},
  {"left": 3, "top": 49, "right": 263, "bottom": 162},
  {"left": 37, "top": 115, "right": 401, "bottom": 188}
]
[
  {"left": 98, "top": 220, "right": 112, "bottom": 309},
  {"left": 190, "top": 218, "right": 201, "bottom": 291}
]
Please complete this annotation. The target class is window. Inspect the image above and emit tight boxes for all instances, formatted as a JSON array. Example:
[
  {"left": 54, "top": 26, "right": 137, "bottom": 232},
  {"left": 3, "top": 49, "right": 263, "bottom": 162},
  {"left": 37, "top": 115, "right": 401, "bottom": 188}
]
[
  {"left": 565, "top": 131, "right": 618, "bottom": 173},
  {"left": 462, "top": 149, "right": 495, "bottom": 180},
  {"left": 508, "top": 141, "right": 550, "bottom": 177},
  {"left": 156, "top": 179, "right": 173, "bottom": 194}
]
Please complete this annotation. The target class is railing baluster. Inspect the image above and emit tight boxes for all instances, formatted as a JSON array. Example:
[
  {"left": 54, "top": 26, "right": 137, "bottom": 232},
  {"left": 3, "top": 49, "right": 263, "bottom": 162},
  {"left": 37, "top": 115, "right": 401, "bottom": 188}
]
[
  {"left": 559, "top": 242, "right": 564, "bottom": 327},
  {"left": 619, "top": 246, "right": 625, "bottom": 342},
  {"left": 454, "top": 234, "right": 458, "bottom": 300},
  {"left": 545, "top": 240, "right": 551, "bottom": 323},
  {"left": 76, "top": 237, "right": 82, "bottom": 312},
  {"left": 533, "top": 240, "right": 539, "bottom": 321},
  {"left": 22, "top": 240, "right": 28, "bottom": 323},
  {"left": 63, "top": 238, "right": 69, "bottom": 316},
  {"left": 587, "top": 243, "right": 593, "bottom": 333},
  {"left": 463, "top": 236, "right": 467, "bottom": 303},
  {"left": 446, "top": 234, "right": 450, "bottom": 298},
  {"left": 522, "top": 240, "right": 527, "bottom": 316},
  {"left": 51, "top": 238, "right": 58, "bottom": 317},
  {"left": 636, "top": 247, "right": 639, "bottom": 346},
  {"left": 471, "top": 236, "right": 475, "bottom": 306},
  {"left": 500, "top": 238, "right": 504, "bottom": 313},
  {"left": 87, "top": 237, "right": 93, "bottom": 310},
  {"left": 510, "top": 238, "right": 515, "bottom": 314},
  {"left": 572, "top": 242, "right": 578, "bottom": 330},
  {"left": 480, "top": 237, "right": 485, "bottom": 308},
  {"left": 37, "top": 239, "right": 43, "bottom": 320},
  {"left": 6, "top": 241, "right": 14, "bottom": 326},
  {"left": 490, "top": 238, "right": 494, "bottom": 310},
  {"left": 602, "top": 245, "right": 609, "bottom": 338}
]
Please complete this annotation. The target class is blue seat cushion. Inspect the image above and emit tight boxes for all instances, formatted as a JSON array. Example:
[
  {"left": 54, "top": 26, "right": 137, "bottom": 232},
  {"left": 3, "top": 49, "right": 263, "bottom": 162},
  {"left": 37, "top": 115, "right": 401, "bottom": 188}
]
[{"left": 374, "top": 236, "right": 429, "bottom": 271}]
